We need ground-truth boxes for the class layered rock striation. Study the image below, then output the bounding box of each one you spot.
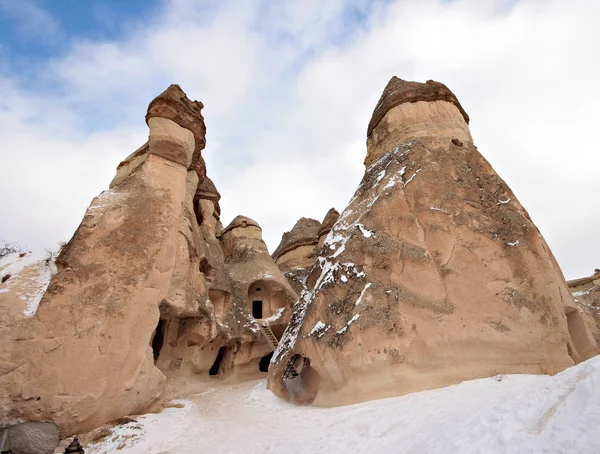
[268,77,598,406]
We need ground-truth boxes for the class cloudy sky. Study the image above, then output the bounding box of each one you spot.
[0,0,598,279]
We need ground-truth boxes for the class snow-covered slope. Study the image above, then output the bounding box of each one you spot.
[0,251,56,316]
[88,356,600,453]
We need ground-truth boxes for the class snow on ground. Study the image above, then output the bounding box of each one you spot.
[88,356,600,454]
[0,251,56,316]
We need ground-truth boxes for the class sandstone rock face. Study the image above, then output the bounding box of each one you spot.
[569,270,600,347]
[156,214,297,394]
[273,218,321,294]
[220,215,297,334]
[366,77,472,167]
[0,86,296,436]
[317,209,340,250]
[268,77,598,406]
[273,211,340,295]
[7,422,58,454]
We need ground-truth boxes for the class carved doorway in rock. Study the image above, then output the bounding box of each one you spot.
[252,300,263,319]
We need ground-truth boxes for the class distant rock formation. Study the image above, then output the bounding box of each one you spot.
[0,85,296,437]
[273,217,321,294]
[268,77,599,406]
[273,210,340,295]
[569,270,600,347]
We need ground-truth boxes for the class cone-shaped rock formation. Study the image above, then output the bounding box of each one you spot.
[268,77,599,406]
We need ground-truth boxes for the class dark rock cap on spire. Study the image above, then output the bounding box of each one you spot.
[367,77,469,137]
[146,84,207,176]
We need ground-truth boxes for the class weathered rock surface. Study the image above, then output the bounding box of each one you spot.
[365,77,472,168]
[273,210,340,295]
[0,85,296,436]
[268,77,598,406]
[569,270,600,347]
[220,215,297,334]
[146,84,207,179]
[317,209,340,250]
[273,218,321,294]
[156,214,297,396]
[7,422,58,454]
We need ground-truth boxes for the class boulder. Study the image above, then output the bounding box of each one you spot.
[7,422,59,454]
[268,77,598,406]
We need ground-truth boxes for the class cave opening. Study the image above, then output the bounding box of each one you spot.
[259,352,273,372]
[209,346,228,376]
[151,319,166,362]
[193,198,203,227]
[252,300,263,319]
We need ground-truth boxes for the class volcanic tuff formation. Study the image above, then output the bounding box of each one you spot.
[268,77,599,406]
[0,78,597,445]
[0,85,296,437]
[273,210,341,295]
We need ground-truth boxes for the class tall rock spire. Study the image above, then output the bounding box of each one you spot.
[268,77,598,406]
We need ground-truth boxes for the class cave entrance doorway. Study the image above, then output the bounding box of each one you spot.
[259,352,273,372]
[209,346,228,376]
[252,300,263,319]
[151,319,166,362]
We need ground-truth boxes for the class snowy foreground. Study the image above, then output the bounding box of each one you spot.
[88,356,600,454]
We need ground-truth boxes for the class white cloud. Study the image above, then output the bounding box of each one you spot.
[0,0,598,279]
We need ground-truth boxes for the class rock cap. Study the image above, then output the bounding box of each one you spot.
[367,77,469,137]
[195,176,221,218]
[146,84,206,175]
[221,215,262,236]
[272,218,322,261]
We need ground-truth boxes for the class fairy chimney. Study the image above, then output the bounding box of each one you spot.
[268,77,598,406]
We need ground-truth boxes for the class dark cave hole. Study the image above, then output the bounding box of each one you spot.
[209,346,228,376]
[151,319,166,362]
[259,352,273,373]
[1,275,9,284]
[193,198,203,227]
[252,300,263,319]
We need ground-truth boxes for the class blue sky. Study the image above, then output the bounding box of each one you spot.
[0,0,159,59]
[0,0,599,279]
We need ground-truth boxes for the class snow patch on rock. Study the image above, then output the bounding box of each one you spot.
[0,252,57,316]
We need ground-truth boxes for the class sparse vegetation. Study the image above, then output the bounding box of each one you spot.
[0,240,27,259]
